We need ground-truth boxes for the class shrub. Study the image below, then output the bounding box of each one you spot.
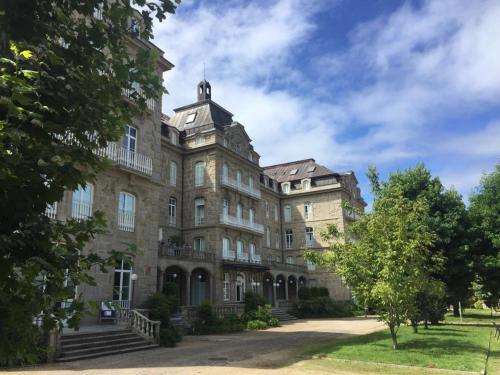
[162,282,180,313]
[298,286,311,300]
[268,317,280,327]
[254,304,273,322]
[142,293,182,347]
[296,297,355,318]
[244,291,266,313]
[309,287,330,298]
[473,300,484,309]
[247,320,268,330]
[192,303,244,335]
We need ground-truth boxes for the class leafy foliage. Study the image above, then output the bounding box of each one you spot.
[192,302,245,335]
[296,297,355,318]
[142,293,181,347]
[469,164,500,308]
[244,291,266,313]
[0,0,178,365]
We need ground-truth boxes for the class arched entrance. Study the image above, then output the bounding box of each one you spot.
[191,268,210,306]
[236,274,245,302]
[298,276,307,288]
[263,273,274,305]
[276,274,286,300]
[288,275,297,300]
[163,265,187,307]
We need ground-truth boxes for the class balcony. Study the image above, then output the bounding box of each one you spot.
[222,248,267,271]
[220,175,261,199]
[219,213,264,235]
[118,209,135,232]
[96,143,153,176]
[264,259,308,273]
[158,243,215,263]
[45,203,57,220]
[344,209,360,221]
[71,201,92,220]
[122,85,156,112]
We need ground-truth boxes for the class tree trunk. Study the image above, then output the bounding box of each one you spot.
[411,320,418,333]
[389,324,398,350]
[424,320,428,329]
[453,304,459,317]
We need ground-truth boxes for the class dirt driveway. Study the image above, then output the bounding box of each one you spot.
[9,317,384,375]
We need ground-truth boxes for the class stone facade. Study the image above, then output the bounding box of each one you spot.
[51,28,366,323]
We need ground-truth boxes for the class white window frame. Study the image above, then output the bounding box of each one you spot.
[302,179,311,191]
[118,192,136,232]
[274,204,279,222]
[113,258,132,302]
[72,183,93,220]
[284,205,292,223]
[123,125,137,152]
[222,163,229,179]
[169,161,177,186]
[265,200,269,219]
[168,197,177,225]
[249,208,255,223]
[305,227,314,246]
[195,161,205,187]
[223,273,230,301]
[195,197,205,225]
[170,131,178,145]
[285,229,293,249]
[194,237,205,252]
[266,227,271,247]
[275,231,280,249]
[223,199,230,216]
[236,170,242,186]
[236,203,243,219]
[304,202,313,220]
[282,182,290,194]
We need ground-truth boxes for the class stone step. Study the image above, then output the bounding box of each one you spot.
[56,343,158,362]
[59,339,154,358]
[61,335,146,351]
[61,330,135,344]
[271,309,298,321]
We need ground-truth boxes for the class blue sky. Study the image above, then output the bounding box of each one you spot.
[154,0,500,206]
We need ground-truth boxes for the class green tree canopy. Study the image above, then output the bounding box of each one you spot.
[0,0,178,365]
[469,164,500,308]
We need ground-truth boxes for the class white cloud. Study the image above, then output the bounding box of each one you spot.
[152,0,500,200]
[442,121,500,157]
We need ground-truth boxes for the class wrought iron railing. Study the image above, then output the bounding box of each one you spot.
[158,243,215,263]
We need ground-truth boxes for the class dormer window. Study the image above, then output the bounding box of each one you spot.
[186,112,197,124]
[306,166,316,173]
[170,131,177,145]
[248,152,253,161]
[282,182,290,194]
[289,168,298,175]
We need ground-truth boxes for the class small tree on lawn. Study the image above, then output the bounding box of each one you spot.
[306,186,443,350]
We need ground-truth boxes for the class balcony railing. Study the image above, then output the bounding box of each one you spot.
[264,259,307,273]
[122,86,156,112]
[219,214,264,234]
[96,143,153,176]
[237,251,249,262]
[223,248,236,260]
[158,243,215,263]
[118,209,135,232]
[223,248,262,264]
[45,203,57,220]
[220,175,261,199]
[72,201,92,220]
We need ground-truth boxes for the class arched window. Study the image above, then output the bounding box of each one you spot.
[281,182,290,194]
[236,274,245,302]
[118,192,135,232]
[195,161,205,187]
[72,183,93,220]
[302,179,311,191]
[168,197,177,225]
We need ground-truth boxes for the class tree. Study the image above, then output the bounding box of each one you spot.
[307,186,443,349]
[371,164,472,316]
[0,0,178,365]
[469,164,500,309]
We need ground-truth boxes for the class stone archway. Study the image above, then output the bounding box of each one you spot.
[164,265,188,307]
[288,275,297,301]
[263,272,274,305]
[276,274,286,300]
[191,267,210,306]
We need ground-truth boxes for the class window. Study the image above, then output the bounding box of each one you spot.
[266,227,271,247]
[118,192,135,232]
[302,179,311,191]
[236,274,245,302]
[223,237,231,259]
[113,258,132,301]
[274,205,279,222]
[45,202,57,220]
[304,202,313,220]
[249,208,255,223]
[222,199,230,216]
[223,273,230,301]
[267,255,273,263]
[286,256,294,264]
[194,238,205,252]
[282,183,290,194]
[284,205,292,222]
[236,170,242,185]
[285,229,293,249]
[169,161,177,186]
[170,131,177,145]
[289,168,298,175]
[186,112,197,124]
[306,259,316,271]
[248,152,253,162]
[168,197,177,225]
[222,163,229,179]
[248,176,254,190]
[195,198,205,225]
[249,242,256,262]
[223,138,228,147]
[276,256,281,263]
[236,203,243,219]
[265,200,269,219]
[72,184,93,219]
[305,227,314,246]
[195,161,205,187]
[237,240,244,258]
[195,135,205,145]
[275,231,280,248]
[123,125,137,152]
[306,165,316,173]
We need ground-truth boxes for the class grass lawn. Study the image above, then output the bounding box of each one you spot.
[303,324,493,373]
[444,308,499,324]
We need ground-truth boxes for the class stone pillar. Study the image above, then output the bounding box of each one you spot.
[285,279,289,301]
[186,271,191,306]
[158,268,164,293]
[211,274,216,303]
[272,283,277,307]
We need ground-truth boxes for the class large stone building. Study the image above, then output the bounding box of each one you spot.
[48,14,365,321]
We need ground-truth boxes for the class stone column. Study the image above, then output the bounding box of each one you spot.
[186,271,191,306]
[284,279,289,301]
[272,283,277,307]
[211,274,216,303]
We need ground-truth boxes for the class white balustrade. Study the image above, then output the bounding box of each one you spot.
[220,175,261,199]
[122,86,156,112]
[118,209,135,232]
[237,251,249,262]
[96,142,153,176]
[45,203,57,220]
[72,201,92,220]
[129,309,160,345]
[251,253,262,264]
[223,248,236,260]
[219,213,264,234]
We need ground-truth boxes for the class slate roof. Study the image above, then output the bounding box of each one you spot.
[168,100,233,132]
[263,159,337,183]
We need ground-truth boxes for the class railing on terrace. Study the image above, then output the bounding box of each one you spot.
[96,143,153,176]
[223,249,262,264]
[220,175,261,199]
[158,243,215,263]
[122,86,156,112]
[181,304,244,323]
[71,201,92,220]
[118,209,135,232]
[219,213,264,234]
[264,260,307,273]
[45,203,57,220]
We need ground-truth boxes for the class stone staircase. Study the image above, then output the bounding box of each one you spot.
[57,329,158,362]
[271,308,299,322]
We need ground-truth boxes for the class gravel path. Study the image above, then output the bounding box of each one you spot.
[8,317,385,375]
